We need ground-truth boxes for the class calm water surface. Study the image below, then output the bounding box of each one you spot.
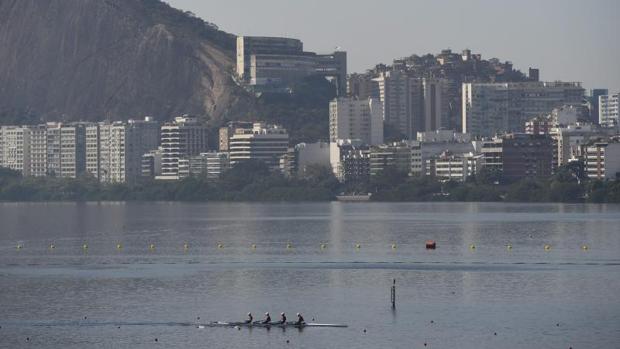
[0,202,619,348]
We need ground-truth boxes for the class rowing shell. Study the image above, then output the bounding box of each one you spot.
[201,321,347,328]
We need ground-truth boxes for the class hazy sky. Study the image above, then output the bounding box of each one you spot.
[168,0,620,92]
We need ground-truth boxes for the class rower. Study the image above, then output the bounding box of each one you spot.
[262,312,271,324]
[245,313,253,324]
[295,313,305,326]
[280,312,287,324]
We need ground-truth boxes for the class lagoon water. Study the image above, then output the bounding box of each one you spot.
[0,202,619,348]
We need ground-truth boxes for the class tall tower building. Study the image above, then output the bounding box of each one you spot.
[329,97,383,146]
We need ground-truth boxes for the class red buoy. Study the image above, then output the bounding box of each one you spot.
[426,240,436,249]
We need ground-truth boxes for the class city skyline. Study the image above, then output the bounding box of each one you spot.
[168,0,620,93]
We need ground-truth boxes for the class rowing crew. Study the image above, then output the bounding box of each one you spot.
[245,312,305,326]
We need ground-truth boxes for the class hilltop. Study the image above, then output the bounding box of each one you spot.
[0,0,254,124]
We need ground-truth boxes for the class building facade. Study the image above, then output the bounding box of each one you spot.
[329,97,383,146]
[369,141,423,177]
[236,36,347,95]
[501,133,554,182]
[0,126,29,175]
[599,93,619,128]
[462,82,584,137]
[584,141,620,180]
[158,116,209,180]
[228,122,289,170]
[426,151,481,182]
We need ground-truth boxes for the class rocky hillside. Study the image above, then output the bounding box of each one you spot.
[0,0,253,124]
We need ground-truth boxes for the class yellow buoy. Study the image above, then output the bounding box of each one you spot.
[82,243,88,250]
[184,243,190,250]
[581,245,588,251]
[506,244,512,251]
[320,243,327,250]
[286,243,292,249]
[251,244,256,250]
[391,243,397,250]
[149,243,155,250]
[470,244,476,250]
[217,243,224,249]
[49,244,55,250]
[355,243,361,249]
[544,244,551,251]
[116,243,123,250]
[16,244,23,250]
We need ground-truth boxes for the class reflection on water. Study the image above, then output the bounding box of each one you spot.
[0,202,619,349]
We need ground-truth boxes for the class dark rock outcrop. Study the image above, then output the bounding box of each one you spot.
[0,0,253,123]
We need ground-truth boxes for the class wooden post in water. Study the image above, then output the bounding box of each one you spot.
[391,279,396,308]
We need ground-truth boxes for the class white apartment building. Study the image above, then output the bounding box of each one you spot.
[46,123,62,177]
[462,82,584,137]
[599,93,619,128]
[0,126,29,175]
[229,122,289,170]
[59,124,87,178]
[86,118,160,183]
[85,123,102,179]
[158,116,209,180]
[26,125,47,177]
[329,97,383,146]
[584,142,620,180]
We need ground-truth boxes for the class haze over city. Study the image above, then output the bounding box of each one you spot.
[169,0,620,92]
[1,1,620,348]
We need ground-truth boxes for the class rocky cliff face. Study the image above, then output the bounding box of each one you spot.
[0,0,253,123]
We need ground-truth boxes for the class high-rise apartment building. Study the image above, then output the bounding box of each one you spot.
[329,97,383,146]
[26,125,47,177]
[0,126,29,175]
[373,72,448,139]
[373,71,411,137]
[46,123,62,177]
[599,93,619,128]
[59,124,87,178]
[85,124,101,179]
[158,116,209,180]
[462,82,584,137]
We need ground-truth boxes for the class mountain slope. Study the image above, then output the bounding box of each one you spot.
[0,0,253,123]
